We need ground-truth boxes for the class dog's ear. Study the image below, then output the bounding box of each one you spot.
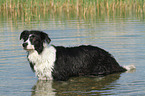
[20,30,29,40]
[40,32,51,44]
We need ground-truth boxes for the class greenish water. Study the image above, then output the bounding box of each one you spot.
[0,12,145,96]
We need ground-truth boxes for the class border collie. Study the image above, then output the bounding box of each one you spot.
[20,30,135,81]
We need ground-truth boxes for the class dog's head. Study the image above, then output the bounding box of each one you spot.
[20,30,51,54]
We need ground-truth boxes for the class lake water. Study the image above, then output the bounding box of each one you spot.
[0,14,145,96]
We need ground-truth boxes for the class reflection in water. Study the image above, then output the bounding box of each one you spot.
[32,80,56,96]
[32,73,122,96]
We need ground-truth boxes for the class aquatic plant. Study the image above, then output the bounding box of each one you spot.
[0,0,144,21]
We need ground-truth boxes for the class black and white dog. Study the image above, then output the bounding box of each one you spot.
[20,30,135,81]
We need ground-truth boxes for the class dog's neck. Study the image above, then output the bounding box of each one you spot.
[27,45,56,80]
[28,45,55,63]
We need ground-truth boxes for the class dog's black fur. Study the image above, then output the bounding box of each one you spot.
[52,45,126,81]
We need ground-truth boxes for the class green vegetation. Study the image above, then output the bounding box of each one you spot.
[0,0,144,21]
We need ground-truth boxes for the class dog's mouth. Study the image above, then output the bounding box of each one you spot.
[23,47,35,51]
[23,47,29,51]
[22,43,35,51]
[23,47,28,50]
[23,46,34,51]
[23,47,34,51]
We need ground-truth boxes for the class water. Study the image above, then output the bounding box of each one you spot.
[0,15,145,96]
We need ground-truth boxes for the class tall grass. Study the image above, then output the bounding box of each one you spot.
[0,0,144,21]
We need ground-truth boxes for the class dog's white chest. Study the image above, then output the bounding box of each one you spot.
[28,46,56,80]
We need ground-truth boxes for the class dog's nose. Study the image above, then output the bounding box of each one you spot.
[22,43,28,48]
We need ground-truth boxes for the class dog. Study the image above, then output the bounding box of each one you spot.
[20,30,135,81]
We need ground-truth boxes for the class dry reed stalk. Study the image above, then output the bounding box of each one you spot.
[0,0,144,21]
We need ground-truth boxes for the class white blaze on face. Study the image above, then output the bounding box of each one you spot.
[24,35,35,50]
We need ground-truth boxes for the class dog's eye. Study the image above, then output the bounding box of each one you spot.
[23,36,28,40]
[30,35,34,39]
[30,36,36,41]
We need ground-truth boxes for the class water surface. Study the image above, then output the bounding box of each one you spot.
[0,15,145,96]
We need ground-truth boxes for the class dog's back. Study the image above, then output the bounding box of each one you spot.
[52,45,126,81]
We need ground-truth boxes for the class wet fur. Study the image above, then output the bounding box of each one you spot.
[20,30,128,81]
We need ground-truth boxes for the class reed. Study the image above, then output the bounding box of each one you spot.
[0,0,144,21]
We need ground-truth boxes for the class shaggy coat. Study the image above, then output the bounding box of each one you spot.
[20,30,134,81]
